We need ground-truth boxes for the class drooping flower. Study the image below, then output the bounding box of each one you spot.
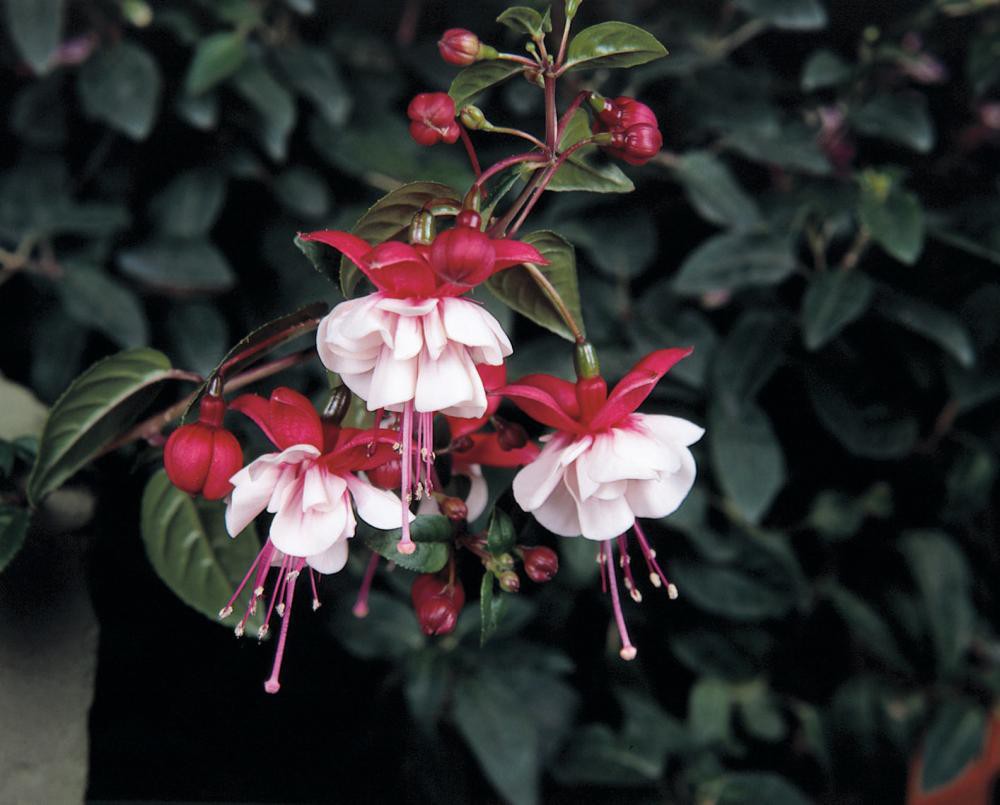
[411,572,465,635]
[407,92,461,146]
[299,215,545,553]
[163,391,243,500]
[218,387,406,693]
[498,348,703,659]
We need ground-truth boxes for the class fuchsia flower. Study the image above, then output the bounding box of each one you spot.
[219,387,406,693]
[407,92,461,146]
[299,215,545,554]
[498,349,703,659]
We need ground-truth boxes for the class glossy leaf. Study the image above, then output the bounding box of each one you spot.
[117,238,235,294]
[673,232,796,295]
[358,515,451,573]
[140,470,264,631]
[672,152,763,229]
[0,506,30,573]
[859,176,926,265]
[275,167,331,219]
[734,0,827,30]
[801,49,851,90]
[564,22,668,72]
[801,270,874,350]
[4,0,65,74]
[448,61,525,110]
[184,31,247,96]
[826,584,912,674]
[27,349,174,505]
[875,288,975,368]
[852,94,935,153]
[486,229,585,341]
[57,265,149,349]
[77,42,161,141]
[496,6,551,37]
[231,57,297,162]
[486,508,516,555]
[479,572,507,646]
[273,45,351,127]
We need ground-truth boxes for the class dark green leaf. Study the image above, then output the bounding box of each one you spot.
[150,169,227,238]
[184,31,247,95]
[725,122,832,176]
[0,506,30,573]
[559,206,656,278]
[231,58,297,161]
[117,238,236,294]
[900,530,973,677]
[57,265,148,349]
[544,153,636,194]
[712,772,812,805]
[968,32,1000,96]
[712,311,786,413]
[448,60,525,110]
[11,75,67,146]
[737,680,787,742]
[4,0,64,74]
[166,302,230,378]
[496,6,551,37]
[358,515,451,573]
[826,584,912,674]
[734,0,827,29]
[875,288,975,368]
[674,232,795,295]
[174,91,219,130]
[801,49,851,90]
[274,45,351,127]
[672,151,762,230]
[333,590,424,660]
[77,43,161,141]
[801,270,874,350]
[859,176,926,265]
[688,677,735,744]
[27,349,174,505]
[852,94,935,153]
[709,401,786,524]
[671,559,793,621]
[921,699,987,792]
[479,572,507,646]
[140,470,263,630]
[487,229,585,341]
[486,508,516,555]
[564,22,668,72]
[275,167,331,219]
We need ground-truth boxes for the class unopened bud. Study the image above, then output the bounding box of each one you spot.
[451,435,474,453]
[440,496,469,522]
[322,385,351,424]
[438,28,495,66]
[409,210,436,245]
[416,595,460,635]
[456,209,482,230]
[460,105,488,130]
[495,418,529,451]
[522,546,559,583]
[498,570,520,593]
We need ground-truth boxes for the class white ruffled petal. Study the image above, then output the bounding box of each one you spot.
[346,475,407,530]
[367,346,418,410]
[306,538,349,574]
[414,342,482,415]
[626,447,697,519]
[226,458,281,537]
[636,413,705,448]
[530,478,583,537]
[512,434,573,512]
[462,464,489,522]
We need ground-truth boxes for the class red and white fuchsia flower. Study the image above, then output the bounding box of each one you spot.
[499,348,703,660]
[299,215,545,554]
[218,387,406,693]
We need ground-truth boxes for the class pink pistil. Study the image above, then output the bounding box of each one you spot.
[353,552,380,617]
[264,559,305,694]
[633,521,678,598]
[398,401,416,554]
[603,541,636,661]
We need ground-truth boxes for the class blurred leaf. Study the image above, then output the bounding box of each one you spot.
[852,94,935,153]
[184,31,247,95]
[11,75,67,146]
[274,45,351,127]
[801,270,874,350]
[487,229,585,341]
[900,530,973,677]
[3,0,64,74]
[671,558,793,621]
[709,401,786,524]
[333,590,424,660]
[712,311,786,413]
[875,288,975,368]
[672,152,762,230]
[27,348,173,505]
[165,302,229,377]
[0,506,30,573]
[564,22,667,71]
[479,572,507,646]
[497,6,551,37]
[670,629,763,680]
[486,508,516,555]
[673,232,796,294]
[117,238,236,294]
[689,677,735,745]
[726,121,831,175]
[449,61,525,110]
[77,42,161,141]
[150,169,227,238]
[140,470,264,631]
[801,49,851,90]
[710,772,812,804]
[57,264,148,349]
[826,584,912,674]
[275,167,331,219]
[859,175,925,265]
[358,515,451,573]
[231,58,296,161]
[560,206,656,278]
[737,679,787,742]
[968,32,1000,96]
[174,91,219,130]
[920,699,987,792]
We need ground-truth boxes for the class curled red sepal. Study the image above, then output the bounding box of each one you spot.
[230,388,325,451]
[452,432,539,468]
[323,427,399,473]
[587,348,692,431]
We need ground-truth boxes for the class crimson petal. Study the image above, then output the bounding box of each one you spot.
[453,432,540,468]
[497,381,583,434]
[588,348,693,431]
[266,387,325,450]
[492,239,549,271]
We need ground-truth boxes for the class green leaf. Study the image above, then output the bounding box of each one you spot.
[479,572,507,646]
[117,238,236,294]
[184,31,247,95]
[875,288,975,368]
[448,60,525,110]
[166,302,230,377]
[332,182,460,297]
[671,559,793,621]
[712,772,812,805]
[734,0,827,29]
[486,508,516,555]
[673,232,795,295]
[0,506,30,573]
[801,48,851,90]
[852,94,935,153]
[564,22,667,72]
[560,207,656,279]
[711,311,786,413]
[334,590,425,660]
[688,677,735,744]
[900,530,974,677]
[140,470,264,631]
[496,6,552,37]
[11,75,67,147]
[826,584,912,674]
[968,31,1000,97]
[174,91,219,130]
[672,152,762,230]
[76,42,162,141]
[736,679,787,742]
[275,167,331,219]
[921,699,987,792]
[27,349,174,505]
[487,229,585,342]
[801,270,874,350]
[709,401,786,524]
[859,176,925,265]
[274,45,351,127]
[149,169,227,238]
[358,515,451,573]
[544,154,636,194]
[3,0,64,74]
[231,57,297,161]
[724,122,832,176]
[57,265,149,349]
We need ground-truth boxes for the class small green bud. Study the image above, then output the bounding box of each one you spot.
[498,570,520,593]
[573,341,601,380]
[409,210,436,245]
[460,105,488,130]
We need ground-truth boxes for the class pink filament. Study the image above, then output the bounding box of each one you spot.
[616,534,640,599]
[603,541,636,660]
[633,521,673,590]
[398,400,415,553]
[353,552,380,617]
[264,559,305,694]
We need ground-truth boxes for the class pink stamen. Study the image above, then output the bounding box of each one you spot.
[598,545,607,594]
[617,535,642,603]
[260,556,290,638]
[309,568,321,611]
[633,521,678,598]
[398,401,416,555]
[264,559,305,694]
[421,412,435,493]
[604,541,637,661]
[353,552,380,617]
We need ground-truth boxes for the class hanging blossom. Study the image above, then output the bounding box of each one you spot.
[219,387,407,693]
[498,349,703,660]
[298,213,545,554]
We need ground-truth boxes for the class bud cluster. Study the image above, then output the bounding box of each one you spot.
[591,95,664,166]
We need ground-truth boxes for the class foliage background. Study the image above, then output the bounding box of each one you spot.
[2,0,1000,802]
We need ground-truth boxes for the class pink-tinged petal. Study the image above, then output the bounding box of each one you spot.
[625,447,697,519]
[375,297,438,317]
[529,478,582,537]
[512,434,573,511]
[368,346,418,411]
[492,238,548,271]
[564,469,634,540]
[270,477,348,557]
[453,432,539,468]
[415,343,485,416]
[499,382,582,434]
[226,457,282,536]
[588,348,693,431]
[306,538,349,575]
[635,413,705,448]
[461,464,489,521]
[365,241,439,297]
[346,475,408,530]
[268,387,325,450]
[392,314,424,361]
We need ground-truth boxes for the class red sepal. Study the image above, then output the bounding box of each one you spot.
[588,348,692,431]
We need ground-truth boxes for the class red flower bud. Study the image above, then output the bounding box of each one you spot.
[451,435,475,453]
[411,574,465,635]
[440,496,469,522]
[408,92,460,146]
[494,418,529,451]
[438,28,481,66]
[607,124,662,166]
[163,396,243,500]
[522,546,559,583]
[594,97,658,132]
[430,226,496,286]
[456,209,482,230]
[367,458,402,490]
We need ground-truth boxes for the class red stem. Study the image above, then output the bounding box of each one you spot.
[458,125,482,177]
[472,151,546,192]
[556,91,592,142]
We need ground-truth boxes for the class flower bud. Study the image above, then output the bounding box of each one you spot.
[407,92,460,146]
[494,418,529,451]
[438,28,482,66]
[368,458,402,490]
[430,225,496,286]
[440,496,469,522]
[615,124,663,166]
[416,595,460,635]
[460,105,488,130]
[522,546,559,583]
[163,395,243,500]
[456,209,482,230]
[498,570,520,593]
